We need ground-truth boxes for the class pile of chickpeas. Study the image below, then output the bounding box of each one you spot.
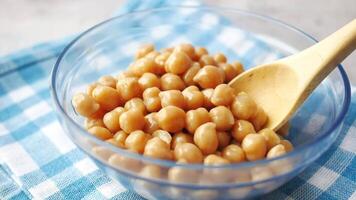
[72,43,293,166]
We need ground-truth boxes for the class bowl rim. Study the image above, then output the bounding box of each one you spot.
[51,6,351,171]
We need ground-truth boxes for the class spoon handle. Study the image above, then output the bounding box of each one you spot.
[284,19,356,93]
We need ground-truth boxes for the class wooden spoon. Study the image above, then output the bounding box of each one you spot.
[229,19,356,131]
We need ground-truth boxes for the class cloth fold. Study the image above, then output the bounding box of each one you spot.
[0,0,355,199]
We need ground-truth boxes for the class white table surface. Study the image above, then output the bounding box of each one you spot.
[0,0,355,84]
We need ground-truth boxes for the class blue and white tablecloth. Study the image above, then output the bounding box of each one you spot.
[0,0,355,199]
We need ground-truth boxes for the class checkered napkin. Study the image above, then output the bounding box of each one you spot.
[0,0,355,199]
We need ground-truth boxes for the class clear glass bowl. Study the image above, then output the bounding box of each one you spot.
[51,6,351,200]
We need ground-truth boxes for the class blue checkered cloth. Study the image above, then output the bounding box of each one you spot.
[0,0,355,199]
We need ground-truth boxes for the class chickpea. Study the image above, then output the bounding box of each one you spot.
[160,73,185,91]
[219,63,238,82]
[280,140,293,152]
[116,77,142,101]
[174,43,196,59]
[251,167,273,183]
[108,153,141,172]
[174,143,203,163]
[143,87,161,112]
[98,75,117,88]
[267,144,286,158]
[125,130,148,153]
[201,88,215,109]
[116,70,138,80]
[217,131,231,149]
[211,84,235,106]
[157,106,186,133]
[182,86,204,110]
[231,120,256,142]
[259,128,280,150]
[199,55,216,66]
[159,90,186,109]
[86,82,99,96]
[84,118,105,130]
[140,165,162,179]
[222,144,245,163]
[103,109,123,132]
[161,47,174,53]
[194,122,218,155]
[112,130,128,148]
[193,65,224,89]
[88,126,113,140]
[131,57,157,76]
[241,133,267,161]
[106,138,124,148]
[138,73,161,90]
[165,51,191,75]
[135,43,154,59]
[194,47,208,60]
[119,109,145,133]
[182,62,200,86]
[168,165,198,183]
[145,51,160,60]
[185,108,211,134]
[92,85,123,111]
[204,154,230,165]
[209,106,234,131]
[214,53,227,63]
[92,146,113,161]
[153,130,172,145]
[277,122,290,137]
[231,92,257,120]
[72,93,100,118]
[231,61,244,75]
[143,113,159,134]
[154,51,170,75]
[144,137,173,160]
[124,98,146,114]
[171,132,194,149]
[250,107,268,131]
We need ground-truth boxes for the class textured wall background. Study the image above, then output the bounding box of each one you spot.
[0,0,355,83]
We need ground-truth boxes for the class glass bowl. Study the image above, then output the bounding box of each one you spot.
[51,6,351,200]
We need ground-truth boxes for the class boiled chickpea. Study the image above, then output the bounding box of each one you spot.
[92,85,123,111]
[106,138,125,148]
[231,120,256,142]
[280,140,293,152]
[193,65,224,89]
[214,53,227,63]
[138,73,161,90]
[131,57,157,76]
[175,43,196,59]
[267,144,286,158]
[119,109,145,133]
[259,128,280,150]
[125,130,148,153]
[217,131,231,149]
[251,167,273,183]
[152,130,172,145]
[194,122,218,155]
[231,92,257,120]
[168,165,198,183]
[124,98,146,114]
[250,107,268,131]
[182,62,200,86]
[116,77,142,101]
[174,143,203,163]
[209,106,234,131]
[143,113,159,134]
[185,108,211,134]
[112,130,128,148]
[116,70,138,80]
[204,154,230,165]
[72,93,100,118]
[182,86,204,110]
[140,165,162,179]
[222,144,245,163]
[92,146,113,161]
[171,132,194,149]
[160,73,185,91]
[84,118,105,129]
[231,61,244,75]
[103,109,123,132]
[218,63,239,82]
[241,133,267,161]
[199,55,216,66]
[157,106,186,133]
[135,43,154,59]
[98,75,117,88]
[201,88,215,109]
[142,87,161,112]
[159,90,186,109]
[86,83,99,96]
[145,51,160,60]
[195,47,208,60]
[88,126,113,140]
[144,137,173,160]
[211,84,235,106]
[165,51,191,75]
[154,51,170,75]
[108,153,141,172]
